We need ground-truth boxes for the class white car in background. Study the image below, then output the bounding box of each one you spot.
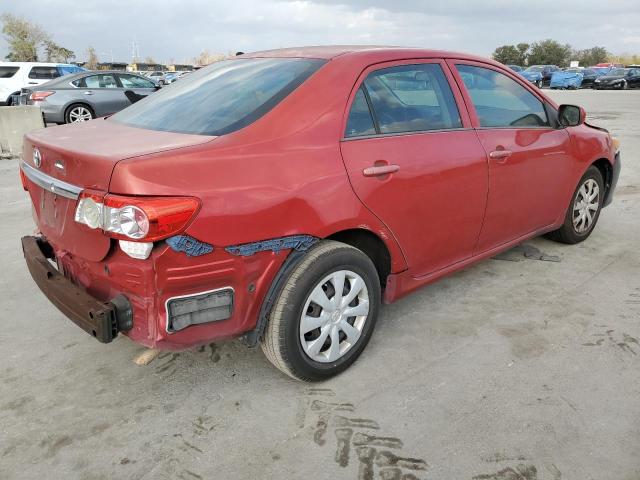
[0,62,85,106]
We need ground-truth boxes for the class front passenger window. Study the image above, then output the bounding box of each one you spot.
[456,64,549,128]
[83,74,118,89]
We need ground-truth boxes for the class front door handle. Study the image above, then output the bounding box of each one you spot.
[84,91,93,95]
[363,164,400,177]
[489,150,512,160]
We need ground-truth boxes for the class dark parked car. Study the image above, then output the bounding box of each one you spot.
[576,68,599,88]
[594,68,640,89]
[24,71,160,123]
[20,47,620,381]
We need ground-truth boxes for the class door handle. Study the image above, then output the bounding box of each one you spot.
[363,164,400,177]
[28,82,37,85]
[84,91,93,95]
[489,150,512,160]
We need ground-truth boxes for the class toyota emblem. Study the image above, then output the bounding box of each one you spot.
[33,148,42,168]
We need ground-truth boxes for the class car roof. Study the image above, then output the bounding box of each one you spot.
[0,61,77,67]
[240,45,497,64]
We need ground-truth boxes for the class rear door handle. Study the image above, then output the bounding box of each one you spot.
[489,150,512,160]
[363,164,400,177]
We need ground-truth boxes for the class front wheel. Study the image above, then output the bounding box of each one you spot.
[536,79,543,88]
[261,240,381,381]
[546,166,604,244]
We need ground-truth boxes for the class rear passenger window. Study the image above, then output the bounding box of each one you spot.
[456,64,549,128]
[362,64,462,135]
[345,87,376,137]
[0,67,19,78]
[28,66,60,79]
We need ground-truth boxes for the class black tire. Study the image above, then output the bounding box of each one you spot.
[536,80,543,88]
[546,166,604,244]
[64,103,95,123]
[261,240,381,381]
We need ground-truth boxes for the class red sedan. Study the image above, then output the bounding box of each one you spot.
[20,46,621,381]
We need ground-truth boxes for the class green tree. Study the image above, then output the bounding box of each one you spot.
[516,43,530,64]
[1,13,48,61]
[573,46,609,67]
[44,40,75,63]
[527,39,573,67]
[492,43,529,66]
[492,45,521,65]
[85,46,98,69]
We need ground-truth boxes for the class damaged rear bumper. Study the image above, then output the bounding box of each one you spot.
[21,236,132,343]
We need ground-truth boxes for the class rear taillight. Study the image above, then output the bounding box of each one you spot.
[30,91,54,102]
[74,192,200,242]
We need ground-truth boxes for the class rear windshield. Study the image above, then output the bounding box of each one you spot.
[111,58,326,136]
[0,67,19,78]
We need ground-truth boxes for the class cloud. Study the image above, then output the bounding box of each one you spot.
[0,0,638,63]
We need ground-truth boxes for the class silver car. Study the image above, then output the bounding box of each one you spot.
[24,71,160,124]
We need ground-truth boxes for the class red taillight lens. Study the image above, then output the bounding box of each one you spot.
[30,91,54,102]
[74,192,200,242]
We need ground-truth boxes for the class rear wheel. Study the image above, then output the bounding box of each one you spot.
[65,104,94,123]
[546,166,604,244]
[261,240,381,381]
[5,92,19,106]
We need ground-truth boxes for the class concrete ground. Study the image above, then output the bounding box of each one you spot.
[1,90,639,480]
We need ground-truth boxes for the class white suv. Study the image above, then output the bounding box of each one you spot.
[0,62,85,106]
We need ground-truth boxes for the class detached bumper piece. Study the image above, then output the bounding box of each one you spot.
[21,236,132,343]
[604,152,621,207]
[166,288,233,332]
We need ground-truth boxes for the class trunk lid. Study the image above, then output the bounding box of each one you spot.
[24,120,214,262]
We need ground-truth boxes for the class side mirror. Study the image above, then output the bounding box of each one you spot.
[558,104,586,127]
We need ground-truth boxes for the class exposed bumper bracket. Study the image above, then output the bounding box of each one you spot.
[21,236,132,343]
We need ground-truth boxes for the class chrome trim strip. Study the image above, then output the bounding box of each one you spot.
[20,161,82,199]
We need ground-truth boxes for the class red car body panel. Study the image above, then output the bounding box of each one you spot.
[21,47,618,349]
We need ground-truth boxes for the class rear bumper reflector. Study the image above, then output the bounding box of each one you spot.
[166,288,234,332]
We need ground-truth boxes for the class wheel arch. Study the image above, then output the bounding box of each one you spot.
[325,228,391,289]
[240,228,395,348]
[591,157,613,200]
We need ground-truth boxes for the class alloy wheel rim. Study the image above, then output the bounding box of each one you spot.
[69,107,92,122]
[299,270,369,363]
[572,179,600,234]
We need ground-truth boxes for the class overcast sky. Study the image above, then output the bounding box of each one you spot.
[2,0,639,64]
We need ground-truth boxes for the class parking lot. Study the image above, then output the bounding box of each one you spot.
[0,89,638,480]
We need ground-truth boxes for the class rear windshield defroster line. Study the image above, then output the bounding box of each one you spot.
[111,58,326,136]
